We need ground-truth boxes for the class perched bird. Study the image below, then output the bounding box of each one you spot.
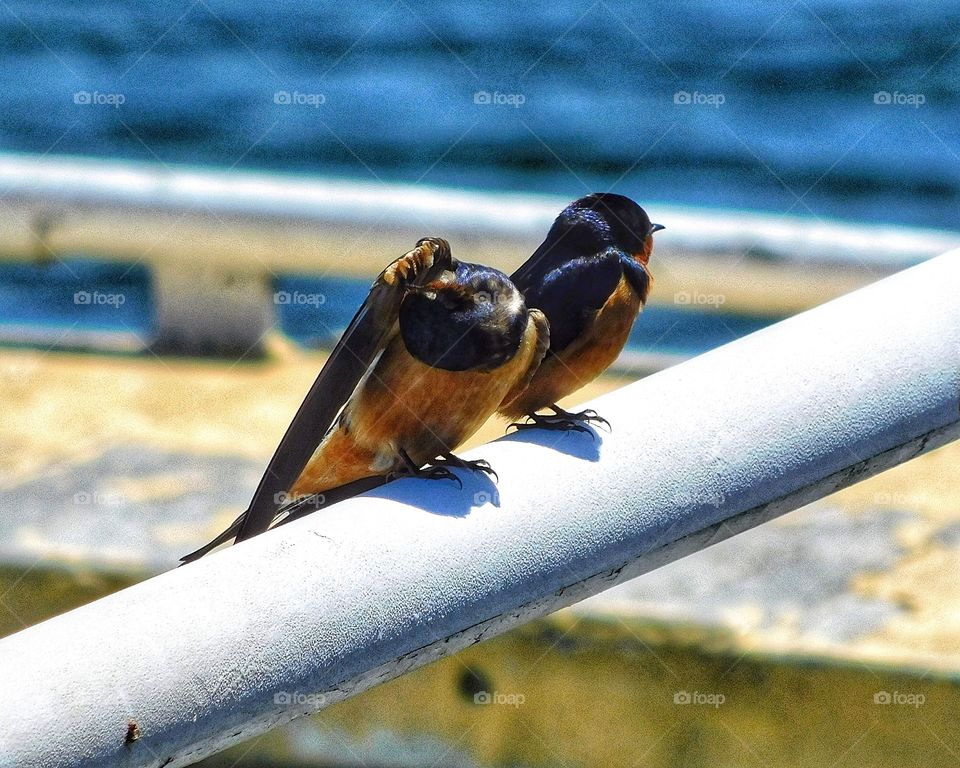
[182,238,549,563]
[498,193,663,430]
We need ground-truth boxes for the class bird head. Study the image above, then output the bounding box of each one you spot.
[399,263,527,371]
[564,193,664,264]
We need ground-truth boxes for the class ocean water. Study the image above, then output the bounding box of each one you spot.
[1,0,957,354]
[1,0,958,229]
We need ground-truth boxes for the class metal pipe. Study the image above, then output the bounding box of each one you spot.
[0,251,957,768]
[1,151,957,267]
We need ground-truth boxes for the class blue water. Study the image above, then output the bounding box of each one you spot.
[1,1,956,356]
[0,260,153,337]
[1,0,958,229]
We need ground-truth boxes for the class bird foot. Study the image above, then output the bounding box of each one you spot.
[508,404,610,434]
[391,449,464,488]
[432,453,498,482]
[551,405,611,431]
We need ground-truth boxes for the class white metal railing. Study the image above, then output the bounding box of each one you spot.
[2,152,956,271]
[0,250,957,768]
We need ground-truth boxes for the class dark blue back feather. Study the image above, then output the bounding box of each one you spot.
[521,249,623,353]
[511,193,655,355]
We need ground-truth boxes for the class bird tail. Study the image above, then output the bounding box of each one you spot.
[271,475,388,529]
[178,511,246,565]
[178,474,389,565]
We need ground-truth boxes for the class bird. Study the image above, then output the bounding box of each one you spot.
[181,237,549,563]
[497,193,663,431]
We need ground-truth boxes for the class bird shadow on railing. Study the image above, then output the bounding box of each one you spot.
[363,472,498,517]
[361,427,603,517]
[500,425,604,462]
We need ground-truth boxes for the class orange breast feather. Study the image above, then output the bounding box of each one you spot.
[291,313,543,496]
[499,276,642,419]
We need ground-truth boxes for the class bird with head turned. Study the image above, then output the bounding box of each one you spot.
[182,238,549,562]
[498,193,663,431]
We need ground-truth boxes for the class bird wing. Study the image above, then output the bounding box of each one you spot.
[510,234,566,295]
[180,237,453,563]
[517,249,624,354]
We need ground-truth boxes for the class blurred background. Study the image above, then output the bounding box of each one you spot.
[1,1,959,766]
[4,0,960,225]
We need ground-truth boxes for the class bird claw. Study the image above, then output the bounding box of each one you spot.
[422,464,462,488]
[390,464,461,488]
[508,405,610,436]
[557,407,611,432]
[509,415,590,434]
[392,449,465,488]
[432,453,498,482]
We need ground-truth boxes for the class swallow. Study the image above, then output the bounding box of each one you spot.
[182,237,549,563]
[498,193,663,431]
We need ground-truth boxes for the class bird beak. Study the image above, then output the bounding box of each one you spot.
[650,223,665,233]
